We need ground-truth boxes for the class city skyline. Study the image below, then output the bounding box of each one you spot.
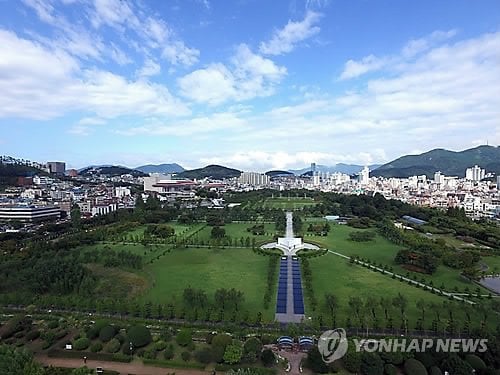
[1,0,499,170]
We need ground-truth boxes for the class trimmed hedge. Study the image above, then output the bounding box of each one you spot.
[214,364,277,375]
[142,358,206,370]
[126,325,152,348]
[465,354,486,370]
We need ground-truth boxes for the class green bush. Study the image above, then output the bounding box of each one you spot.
[384,364,398,375]
[176,329,192,347]
[154,340,167,351]
[126,325,152,348]
[404,358,428,375]
[105,338,121,353]
[73,338,90,351]
[164,344,174,360]
[429,366,442,375]
[195,347,213,364]
[86,320,109,340]
[90,342,103,353]
[47,320,59,329]
[260,348,275,367]
[25,330,40,341]
[465,354,486,370]
[181,351,191,362]
[143,348,157,360]
[99,325,116,343]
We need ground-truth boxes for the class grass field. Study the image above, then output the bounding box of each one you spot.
[305,254,447,324]
[192,222,276,244]
[305,221,487,293]
[141,247,276,321]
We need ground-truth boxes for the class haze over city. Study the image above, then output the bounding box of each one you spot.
[1,0,499,171]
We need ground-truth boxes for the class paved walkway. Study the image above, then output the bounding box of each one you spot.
[35,355,208,375]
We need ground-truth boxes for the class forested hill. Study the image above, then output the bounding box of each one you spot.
[372,145,500,178]
[0,163,45,187]
[177,165,241,180]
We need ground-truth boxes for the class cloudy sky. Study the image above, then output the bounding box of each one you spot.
[1,0,499,171]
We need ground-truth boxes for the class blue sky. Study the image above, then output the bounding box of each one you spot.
[1,0,499,171]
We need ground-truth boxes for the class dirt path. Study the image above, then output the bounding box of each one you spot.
[35,354,209,375]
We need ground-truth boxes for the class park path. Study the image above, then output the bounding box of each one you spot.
[35,355,208,375]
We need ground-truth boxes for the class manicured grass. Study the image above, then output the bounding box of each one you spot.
[192,223,276,244]
[126,223,203,240]
[261,197,317,210]
[483,256,500,274]
[306,222,486,293]
[141,247,276,321]
[307,252,485,330]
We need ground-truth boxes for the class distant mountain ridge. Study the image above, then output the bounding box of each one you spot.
[372,145,500,178]
[136,163,184,174]
[177,165,241,180]
[288,163,381,175]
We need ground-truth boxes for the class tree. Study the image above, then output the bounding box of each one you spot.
[223,343,243,365]
[194,348,213,364]
[176,329,193,347]
[0,345,45,375]
[243,337,262,363]
[181,351,191,362]
[260,348,275,367]
[71,205,82,229]
[360,352,384,375]
[211,226,226,239]
[127,325,152,348]
[403,358,428,375]
[305,347,328,373]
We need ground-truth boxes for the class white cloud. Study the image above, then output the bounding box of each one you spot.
[178,44,286,105]
[0,29,189,119]
[259,11,321,55]
[339,29,458,80]
[137,59,161,78]
[162,41,200,67]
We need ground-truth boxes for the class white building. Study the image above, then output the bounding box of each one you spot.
[0,205,61,222]
[465,165,485,181]
[91,203,117,216]
[434,171,445,185]
[115,186,131,198]
[238,172,270,186]
[359,166,370,185]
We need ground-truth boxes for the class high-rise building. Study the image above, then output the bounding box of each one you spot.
[311,163,316,173]
[496,175,500,188]
[238,172,270,186]
[434,171,445,185]
[359,166,369,185]
[46,161,66,175]
[465,165,485,181]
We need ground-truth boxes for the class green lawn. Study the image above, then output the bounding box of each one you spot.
[192,222,276,244]
[261,196,317,210]
[307,252,490,330]
[305,222,487,293]
[141,247,276,321]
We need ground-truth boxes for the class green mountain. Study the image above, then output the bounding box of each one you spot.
[372,145,500,178]
[177,165,241,180]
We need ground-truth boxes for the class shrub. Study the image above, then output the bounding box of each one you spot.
[25,330,40,341]
[14,331,24,338]
[47,320,59,329]
[99,325,116,343]
[105,338,121,353]
[90,342,103,353]
[86,320,109,340]
[154,340,167,351]
[465,354,486,370]
[195,347,213,364]
[384,363,397,375]
[181,351,191,362]
[429,367,443,375]
[261,348,275,367]
[126,325,152,348]
[121,342,133,355]
[73,338,90,351]
[164,344,174,360]
[176,329,192,347]
[143,348,157,360]
[404,358,428,375]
